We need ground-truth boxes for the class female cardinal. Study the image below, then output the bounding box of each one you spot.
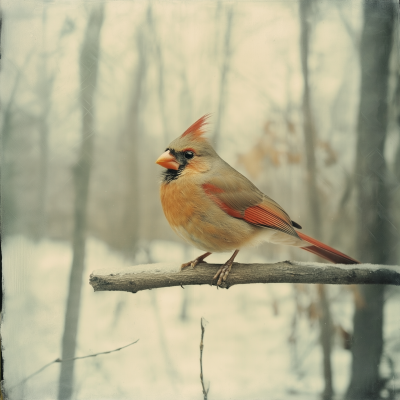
[156,115,359,285]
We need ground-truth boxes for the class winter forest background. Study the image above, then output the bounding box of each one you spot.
[1,1,400,399]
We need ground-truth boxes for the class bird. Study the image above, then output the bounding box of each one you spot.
[156,114,359,286]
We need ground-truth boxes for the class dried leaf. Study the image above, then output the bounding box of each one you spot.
[337,324,352,350]
[237,148,264,179]
[308,302,320,321]
[286,120,296,134]
[272,299,279,316]
[318,140,338,166]
[287,151,302,164]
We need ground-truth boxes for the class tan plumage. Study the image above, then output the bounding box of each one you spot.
[156,115,359,285]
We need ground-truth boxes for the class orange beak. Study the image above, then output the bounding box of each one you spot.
[156,150,180,170]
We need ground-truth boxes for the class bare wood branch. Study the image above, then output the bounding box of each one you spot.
[200,318,209,400]
[9,339,139,391]
[89,261,400,294]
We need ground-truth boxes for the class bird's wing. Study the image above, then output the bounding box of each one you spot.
[202,172,298,237]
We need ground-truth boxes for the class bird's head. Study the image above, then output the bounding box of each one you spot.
[156,114,217,182]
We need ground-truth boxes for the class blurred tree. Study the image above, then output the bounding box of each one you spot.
[2,84,18,237]
[299,0,321,240]
[213,4,234,150]
[299,1,333,398]
[58,4,104,400]
[118,26,147,258]
[1,53,33,237]
[393,69,400,186]
[147,5,169,143]
[346,1,395,399]
[393,70,400,266]
[0,9,2,65]
[0,9,4,388]
[36,5,51,239]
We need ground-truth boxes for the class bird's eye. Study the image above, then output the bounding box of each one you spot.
[184,151,194,160]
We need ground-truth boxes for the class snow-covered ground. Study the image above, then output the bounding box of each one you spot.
[2,236,399,399]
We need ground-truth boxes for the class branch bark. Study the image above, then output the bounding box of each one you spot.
[89,262,400,293]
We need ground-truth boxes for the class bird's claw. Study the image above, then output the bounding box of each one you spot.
[213,261,234,286]
[181,259,208,270]
[181,252,212,271]
[181,260,195,270]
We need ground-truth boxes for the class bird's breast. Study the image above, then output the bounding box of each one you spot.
[160,179,260,252]
[160,179,200,230]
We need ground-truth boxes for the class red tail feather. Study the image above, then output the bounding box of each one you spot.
[297,231,360,264]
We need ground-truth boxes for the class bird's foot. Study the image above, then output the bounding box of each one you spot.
[212,249,240,286]
[181,252,212,271]
[213,260,234,286]
[181,259,205,270]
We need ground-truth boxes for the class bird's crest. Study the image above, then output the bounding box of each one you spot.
[180,114,211,140]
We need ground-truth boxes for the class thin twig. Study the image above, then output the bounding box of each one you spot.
[9,359,58,391]
[9,339,139,390]
[59,339,139,362]
[200,318,209,400]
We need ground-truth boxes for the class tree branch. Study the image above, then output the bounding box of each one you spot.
[199,318,209,400]
[89,261,400,293]
[9,339,139,391]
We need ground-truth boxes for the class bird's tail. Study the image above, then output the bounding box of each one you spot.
[296,231,360,264]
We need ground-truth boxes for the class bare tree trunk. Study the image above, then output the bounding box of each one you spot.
[299,0,322,240]
[317,284,333,400]
[1,51,33,238]
[37,6,51,239]
[299,1,333,398]
[58,5,104,400]
[0,8,4,385]
[179,246,192,321]
[346,1,395,399]
[119,28,146,259]
[147,6,169,144]
[2,77,20,236]
[394,67,400,264]
[0,10,2,69]
[393,70,400,184]
[213,5,234,150]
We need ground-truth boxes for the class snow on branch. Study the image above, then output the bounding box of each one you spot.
[89,261,400,293]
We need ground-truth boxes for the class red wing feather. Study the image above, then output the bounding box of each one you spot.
[297,231,360,264]
[202,183,242,218]
[202,183,297,236]
[244,205,297,235]
[202,182,359,264]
